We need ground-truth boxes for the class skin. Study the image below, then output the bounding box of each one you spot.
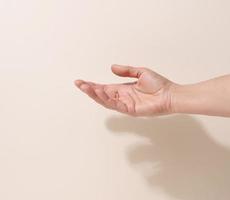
[75,64,230,117]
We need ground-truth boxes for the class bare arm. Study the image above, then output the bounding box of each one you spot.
[171,75,230,117]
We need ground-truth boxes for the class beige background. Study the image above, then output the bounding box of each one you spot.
[0,0,230,199]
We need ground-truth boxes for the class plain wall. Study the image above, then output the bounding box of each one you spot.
[0,0,230,199]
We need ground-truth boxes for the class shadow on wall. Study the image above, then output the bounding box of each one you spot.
[105,115,230,200]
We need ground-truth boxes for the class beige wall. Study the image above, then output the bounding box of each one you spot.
[0,0,230,199]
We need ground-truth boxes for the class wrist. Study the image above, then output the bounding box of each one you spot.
[169,82,206,115]
[168,83,182,114]
[169,83,194,114]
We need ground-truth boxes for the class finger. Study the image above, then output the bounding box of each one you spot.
[84,81,105,90]
[101,86,119,100]
[119,94,135,115]
[87,82,120,105]
[108,90,119,101]
[111,64,147,78]
[75,80,121,110]
[75,80,101,89]
[94,88,117,109]
[78,83,104,105]
[75,79,84,88]
[116,101,128,113]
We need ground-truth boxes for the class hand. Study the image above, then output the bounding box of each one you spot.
[75,64,177,117]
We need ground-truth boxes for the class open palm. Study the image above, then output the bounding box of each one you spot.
[75,65,176,117]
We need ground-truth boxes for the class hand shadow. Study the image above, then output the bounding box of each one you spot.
[105,115,230,200]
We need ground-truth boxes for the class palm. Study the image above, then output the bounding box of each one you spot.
[75,65,174,117]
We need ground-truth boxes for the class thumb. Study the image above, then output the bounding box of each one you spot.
[111,64,146,79]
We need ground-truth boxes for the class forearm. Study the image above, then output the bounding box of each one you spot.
[171,75,230,117]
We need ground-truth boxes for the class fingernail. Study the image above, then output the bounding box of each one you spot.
[74,80,82,87]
